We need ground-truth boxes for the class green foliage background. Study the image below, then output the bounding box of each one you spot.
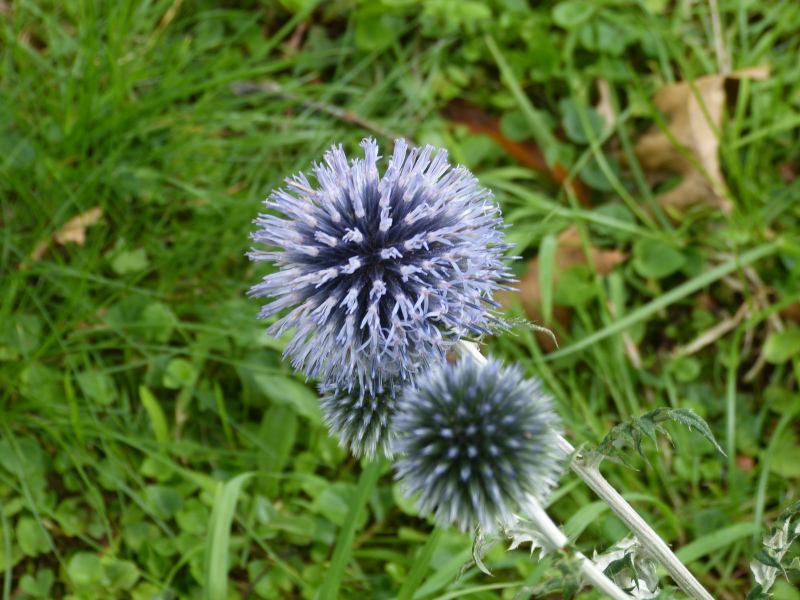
[2,0,800,599]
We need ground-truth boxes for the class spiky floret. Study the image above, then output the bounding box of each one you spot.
[248,138,515,396]
[319,383,396,459]
[393,357,563,532]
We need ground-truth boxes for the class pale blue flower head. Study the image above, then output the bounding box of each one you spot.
[393,357,563,532]
[248,138,514,396]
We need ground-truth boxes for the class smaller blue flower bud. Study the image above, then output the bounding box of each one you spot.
[393,357,563,532]
[318,383,397,459]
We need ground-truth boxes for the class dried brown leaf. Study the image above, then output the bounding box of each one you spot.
[31,206,103,260]
[500,226,627,351]
[630,67,769,217]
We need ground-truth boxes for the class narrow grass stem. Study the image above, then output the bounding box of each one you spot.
[523,498,633,600]
[457,341,714,600]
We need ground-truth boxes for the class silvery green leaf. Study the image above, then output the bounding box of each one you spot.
[505,520,551,556]
[751,557,778,592]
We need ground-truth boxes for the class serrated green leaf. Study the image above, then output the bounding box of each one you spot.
[667,408,725,456]
[619,426,637,448]
[633,415,658,444]
[595,407,724,464]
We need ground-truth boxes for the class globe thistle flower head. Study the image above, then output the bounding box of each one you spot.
[248,138,515,397]
[393,357,563,532]
[319,382,397,459]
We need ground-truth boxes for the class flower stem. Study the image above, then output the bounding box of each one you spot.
[456,341,714,600]
[553,435,714,600]
[524,498,633,600]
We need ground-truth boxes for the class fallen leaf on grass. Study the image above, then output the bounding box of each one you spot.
[628,66,769,217]
[499,226,626,351]
[31,206,103,260]
[442,99,592,206]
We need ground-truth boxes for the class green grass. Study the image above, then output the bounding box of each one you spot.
[2,1,800,599]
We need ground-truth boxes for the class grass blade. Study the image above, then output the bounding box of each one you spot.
[484,34,559,157]
[674,522,758,564]
[1,509,10,600]
[317,458,386,600]
[538,233,557,325]
[204,472,255,600]
[397,527,443,600]
[754,392,800,542]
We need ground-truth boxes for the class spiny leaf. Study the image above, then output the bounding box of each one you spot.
[505,521,550,556]
[594,407,725,466]
[745,584,770,600]
[749,499,800,595]
[753,549,785,574]
[458,529,502,580]
[513,548,585,600]
[603,552,638,583]
[633,415,657,445]
[660,408,725,456]
[485,315,559,348]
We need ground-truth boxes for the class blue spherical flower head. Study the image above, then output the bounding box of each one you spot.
[248,138,515,396]
[319,382,397,459]
[393,357,563,532]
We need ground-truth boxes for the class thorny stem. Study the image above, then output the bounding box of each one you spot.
[457,341,715,600]
[523,497,633,600]
[555,436,714,600]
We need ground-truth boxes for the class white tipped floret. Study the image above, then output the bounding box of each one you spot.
[343,228,364,244]
[315,231,338,247]
[341,256,362,274]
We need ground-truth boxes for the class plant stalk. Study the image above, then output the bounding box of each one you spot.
[553,435,714,600]
[524,497,633,600]
[457,341,714,600]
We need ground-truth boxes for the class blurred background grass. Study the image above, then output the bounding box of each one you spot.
[2,1,800,599]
